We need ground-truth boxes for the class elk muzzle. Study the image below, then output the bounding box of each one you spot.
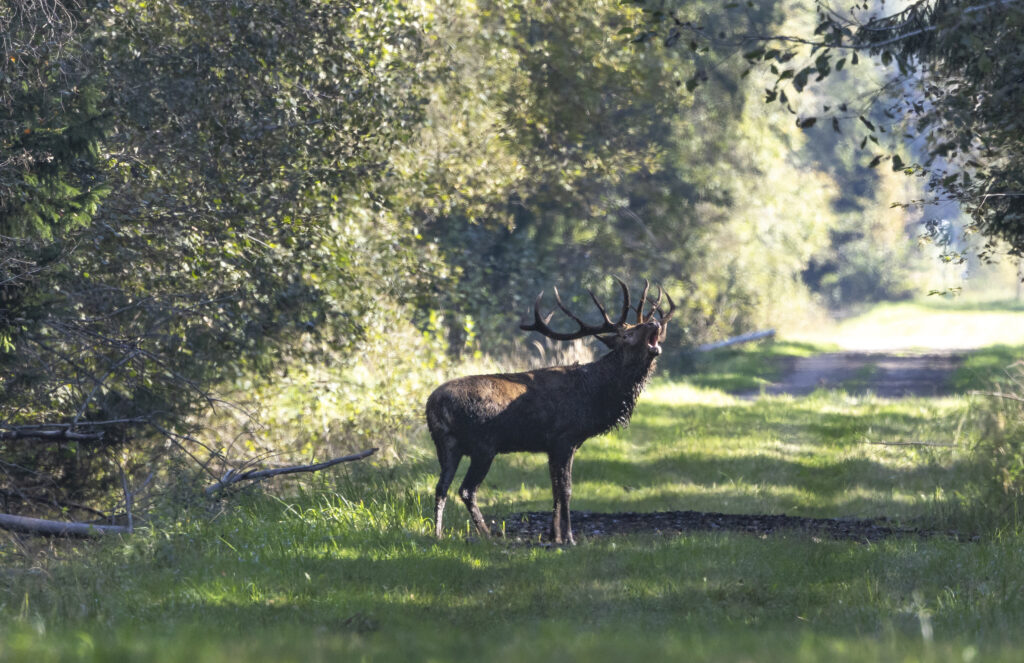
[645,320,663,356]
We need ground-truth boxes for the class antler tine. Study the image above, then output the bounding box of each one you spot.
[643,286,664,323]
[586,289,615,326]
[520,291,571,340]
[657,289,676,323]
[521,291,549,329]
[635,279,650,323]
[554,286,594,328]
[612,276,631,325]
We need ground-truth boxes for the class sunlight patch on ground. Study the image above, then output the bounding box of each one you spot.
[645,381,744,407]
[788,301,1024,351]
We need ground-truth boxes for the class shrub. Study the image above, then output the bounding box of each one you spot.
[968,360,1024,526]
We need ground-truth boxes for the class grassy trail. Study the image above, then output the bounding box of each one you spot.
[3,301,1024,662]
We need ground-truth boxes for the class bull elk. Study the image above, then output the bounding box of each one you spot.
[425,278,674,544]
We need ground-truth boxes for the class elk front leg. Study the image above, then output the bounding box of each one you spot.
[548,451,576,545]
[458,452,494,537]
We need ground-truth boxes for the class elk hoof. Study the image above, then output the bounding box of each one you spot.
[549,532,577,546]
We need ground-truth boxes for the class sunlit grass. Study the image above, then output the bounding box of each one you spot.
[788,299,1024,350]
[453,382,972,526]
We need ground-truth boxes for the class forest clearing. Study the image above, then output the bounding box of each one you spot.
[4,1,1024,661]
[3,302,1024,662]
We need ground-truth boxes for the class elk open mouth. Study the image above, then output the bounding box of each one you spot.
[647,328,662,356]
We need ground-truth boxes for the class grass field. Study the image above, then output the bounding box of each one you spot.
[3,302,1024,662]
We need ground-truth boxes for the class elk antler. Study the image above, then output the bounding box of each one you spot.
[639,285,676,325]
[521,278,631,341]
[654,288,676,324]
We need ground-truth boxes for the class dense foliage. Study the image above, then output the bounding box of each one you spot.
[1,0,936,518]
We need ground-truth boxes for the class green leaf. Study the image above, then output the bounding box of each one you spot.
[792,67,811,92]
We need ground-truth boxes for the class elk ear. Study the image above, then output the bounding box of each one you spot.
[595,334,618,349]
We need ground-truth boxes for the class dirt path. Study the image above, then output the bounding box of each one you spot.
[745,350,965,398]
[497,510,958,544]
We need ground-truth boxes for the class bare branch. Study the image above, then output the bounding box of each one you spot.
[867,441,957,447]
[205,448,378,496]
[970,391,1024,404]
[119,465,134,534]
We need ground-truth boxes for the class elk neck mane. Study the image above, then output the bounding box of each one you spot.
[579,346,657,435]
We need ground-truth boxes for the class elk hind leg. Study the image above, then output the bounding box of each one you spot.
[434,444,461,538]
[548,451,576,545]
[458,452,494,536]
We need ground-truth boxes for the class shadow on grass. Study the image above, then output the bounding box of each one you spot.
[103,533,1024,661]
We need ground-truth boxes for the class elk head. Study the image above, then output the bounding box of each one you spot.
[521,277,675,364]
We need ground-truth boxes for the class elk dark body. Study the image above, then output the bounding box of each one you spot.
[426,279,674,544]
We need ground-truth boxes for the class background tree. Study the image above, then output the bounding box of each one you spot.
[1,0,941,521]
[1,0,432,516]
[638,0,1024,261]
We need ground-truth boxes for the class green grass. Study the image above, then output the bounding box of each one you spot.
[2,385,1016,662]
[950,344,1024,392]
[3,472,1022,663]
[4,306,1024,662]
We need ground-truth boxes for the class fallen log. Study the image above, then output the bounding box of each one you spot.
[0,427,105,441]
[695,329,776,353]
[0,418,149,442]
[0,513,129,537]
[205,447,379,495]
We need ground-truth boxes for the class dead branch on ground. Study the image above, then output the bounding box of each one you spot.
[205,448,378,496]
[0,513,129,537]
